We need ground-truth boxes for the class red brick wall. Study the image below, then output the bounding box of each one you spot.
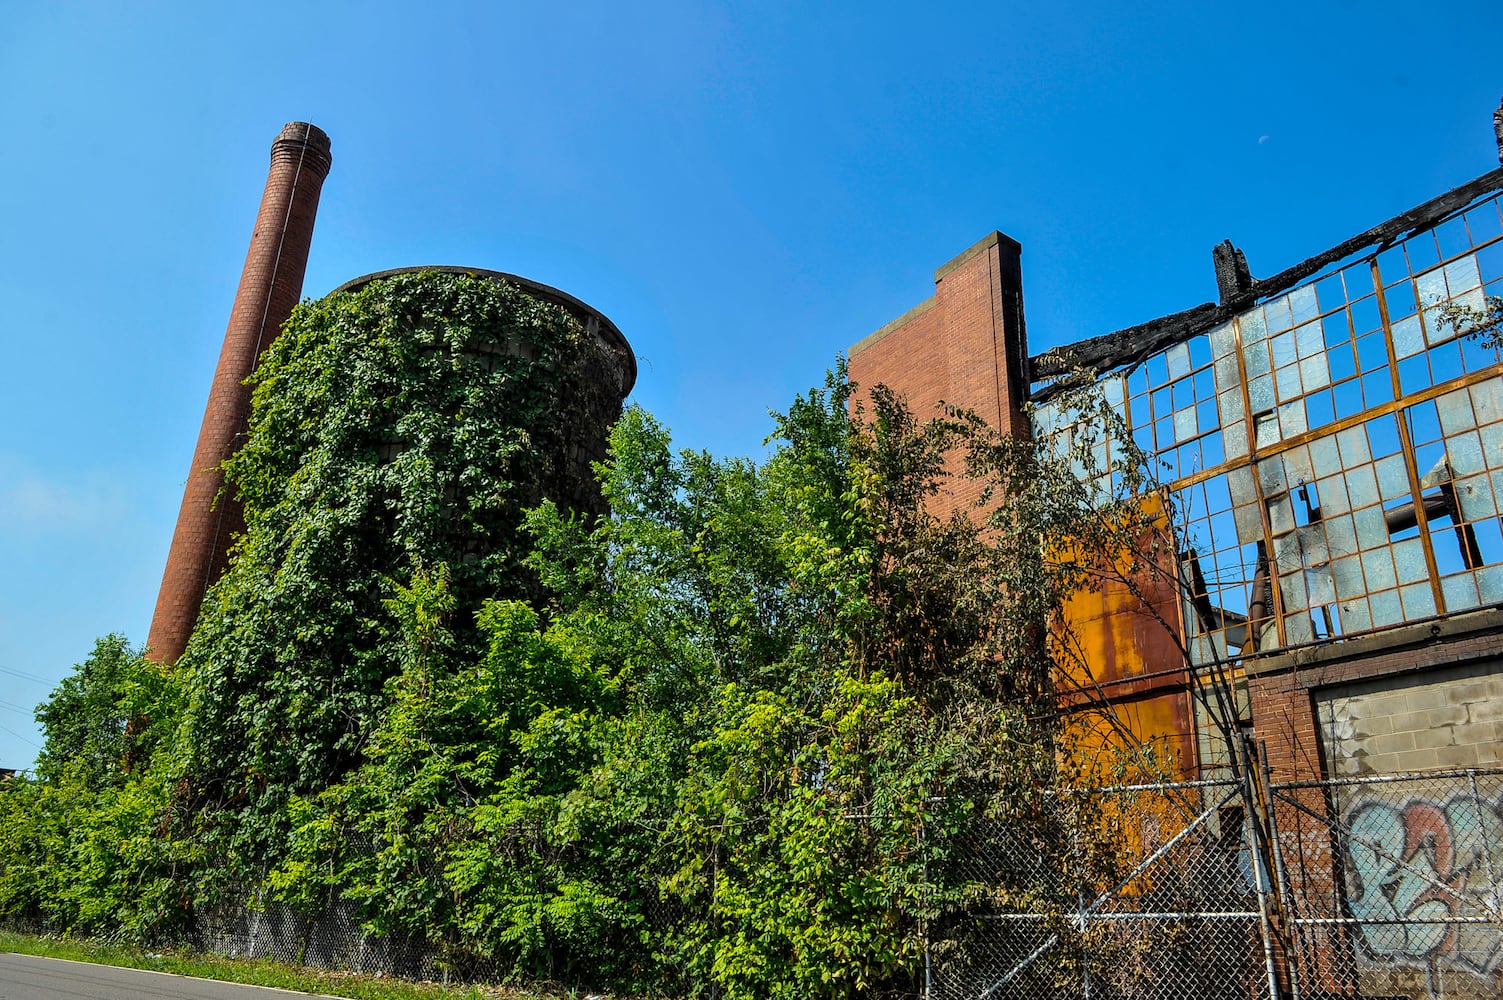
[848,231,1031,519]
[146,123,332,664]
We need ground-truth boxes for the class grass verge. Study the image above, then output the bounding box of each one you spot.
[0,930,537,999]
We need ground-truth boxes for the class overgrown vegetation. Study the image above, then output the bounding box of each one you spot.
[0,273,1172,997]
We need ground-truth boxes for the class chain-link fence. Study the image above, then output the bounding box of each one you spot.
[930,767,1503,1000]
[927,778,1274,1000]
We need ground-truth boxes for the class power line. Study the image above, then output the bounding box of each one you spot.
[0,663,51,685]
[0,721,40,749]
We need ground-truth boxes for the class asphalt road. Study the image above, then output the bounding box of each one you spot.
[0,953,336,999]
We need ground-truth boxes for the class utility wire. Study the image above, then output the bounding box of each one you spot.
[0,663,51,685]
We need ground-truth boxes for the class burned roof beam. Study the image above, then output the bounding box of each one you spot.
[1031,165,1503,387]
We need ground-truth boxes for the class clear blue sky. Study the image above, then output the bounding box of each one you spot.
[2,1,1500,767]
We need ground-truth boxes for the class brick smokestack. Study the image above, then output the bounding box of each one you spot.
[146,122,332,664]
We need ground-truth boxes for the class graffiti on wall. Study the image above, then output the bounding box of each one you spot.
[1344,792,1503,981]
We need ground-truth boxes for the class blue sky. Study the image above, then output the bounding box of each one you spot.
[2,1,1500,767]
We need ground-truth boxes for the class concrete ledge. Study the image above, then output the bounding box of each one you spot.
[849,295,936,356]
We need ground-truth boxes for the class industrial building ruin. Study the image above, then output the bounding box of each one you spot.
[852,102,1503,1000]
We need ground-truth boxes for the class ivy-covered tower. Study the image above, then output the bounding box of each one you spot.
[176,268,634,832]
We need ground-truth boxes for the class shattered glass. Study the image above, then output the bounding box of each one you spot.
[1209,321,1235,360]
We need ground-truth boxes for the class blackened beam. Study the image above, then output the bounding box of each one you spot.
[1030,165,1503,388]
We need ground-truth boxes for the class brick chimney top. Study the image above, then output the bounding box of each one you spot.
[272,121,332,178]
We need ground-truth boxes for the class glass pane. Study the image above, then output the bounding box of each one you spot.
[1310,434,1342,476]
[1271,331,1297,369]
[1391,314,1425,358]
[1442,571,1481,612]
[1332,552,1365,596]
[1472,378,1503,426]
[1437,387,1477,435]
[1340,595,1372,632]
[1325,514,1358,558]
[1445,254,1482,294]
[1209,322,1235,360]
[1290,285,1319,324]
[1369,588,1403,626]
[1300,354,1331,394]
[1240,307,1268,344]
[1276,363,1302,403]
[1400,582,1437,619]
[1279,401,1308,438]
[1375,454,1411,502]
[1393,537,1428,585]
[1345,465,1380,509]
[1362,548,1397,590]
[1447,431,1485,476]
[1250,374,1275,413]
[1167,342,1191,380]
[1337,425,1371,467]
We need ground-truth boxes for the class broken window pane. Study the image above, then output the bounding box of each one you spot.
[1416,267,1448,310]
[1249,374,1275,414]
[1454,474,1497,521]
[1318,474,1351,516]
[1328,343,1357,383]
[1471,378,1503,426]
[1257,456,1288,493]
[1350,294,1381,334]
[1267,495,1296,536]
[1254,409,1279,448]
[1477,564,1503,604]
[1340,595,1372,632]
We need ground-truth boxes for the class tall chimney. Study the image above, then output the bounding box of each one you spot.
[146,123,332,664]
